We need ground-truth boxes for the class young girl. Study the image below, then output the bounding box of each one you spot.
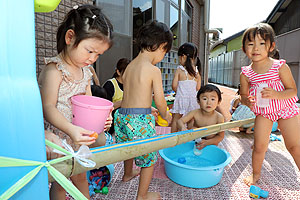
[103,58,130,109]
[103,58,130,135]
[38,5,113,199]
[170,42,201,132]
[229,84,242,115]
[177,84,224,150]
[240,23,300,186]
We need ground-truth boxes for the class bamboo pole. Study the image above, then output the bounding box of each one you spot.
[49,118,254,182]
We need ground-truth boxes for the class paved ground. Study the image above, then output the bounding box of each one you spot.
[87,84,300,200]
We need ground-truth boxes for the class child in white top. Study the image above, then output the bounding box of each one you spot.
[230,84,254,134]
[170,42,201,132]
[38,5,113,199]
[240,23,300,186]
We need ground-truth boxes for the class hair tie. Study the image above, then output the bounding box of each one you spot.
[73,5,79,9]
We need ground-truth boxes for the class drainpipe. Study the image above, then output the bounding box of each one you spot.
[203,0,221,84]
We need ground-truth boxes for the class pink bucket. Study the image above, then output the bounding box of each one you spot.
[71,95,113,134]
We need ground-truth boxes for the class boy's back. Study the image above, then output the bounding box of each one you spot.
[114,20,173,200]
[121,55,164,109]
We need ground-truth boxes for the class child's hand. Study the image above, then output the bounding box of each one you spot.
[196,139,210,150]
[165,110,172,125]
[104,110,113,131]
[69,125,96,146]
[246,95,256,109]
[151,107,158,121]
[261,87,277,99]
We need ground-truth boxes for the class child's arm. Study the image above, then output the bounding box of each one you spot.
[240,73,255,109]
[39,64,96,145]
[89,66,100,86]
[113,100,122,109]
[196,73,201,91]
[85,81,92,96]
[231,98,241,113]
[172,68,180,92]
[197,114,225,150]
[177,110,196,131]
[45,130,63,160]
[102,80,114,102]
[153,67,171,124]
[263,63,297,99]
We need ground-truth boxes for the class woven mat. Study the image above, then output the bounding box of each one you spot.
[88,126,300,200]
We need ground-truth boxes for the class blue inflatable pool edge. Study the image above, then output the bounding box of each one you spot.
[159,142,232,188]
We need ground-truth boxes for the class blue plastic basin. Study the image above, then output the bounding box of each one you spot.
[159,142,231,188]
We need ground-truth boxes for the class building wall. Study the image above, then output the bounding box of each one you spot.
[273,0,300,98]
[35,0,205,92]
[35,0,94,78]
[210,45,226,58]
[227,35,242,52]
[276,28,300,97]
[272,0,300,35]
[188,0,205,77]
[208,50,249,87]
[190,0,201,47]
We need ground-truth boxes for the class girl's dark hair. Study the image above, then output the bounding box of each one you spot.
[242,23,277,57]
[57,5,113,54]
[272,49,280,59]
[236,84,240,95]
[178,42,201,77]
[135,20,173,53]
[91,85,108,99]
[113,58,130,78]
[197,84,222,102]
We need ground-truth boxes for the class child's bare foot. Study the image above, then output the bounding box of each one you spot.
[243,174,260,186]
[122,169,140,182]
[137,192,161,200]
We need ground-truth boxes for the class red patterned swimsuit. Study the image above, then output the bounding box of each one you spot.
[241,59,299,121]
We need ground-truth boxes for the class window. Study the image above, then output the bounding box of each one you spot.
[181,0,192,18]
[180,0,192,43]
[96,0,131,36]
[156,0,166,23]
[170,0,179,5]
[133,0,153,57]
[170,4,178,47]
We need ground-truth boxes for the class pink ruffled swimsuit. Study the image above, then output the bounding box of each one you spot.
[41,56,92,149]
[241,59,299,121]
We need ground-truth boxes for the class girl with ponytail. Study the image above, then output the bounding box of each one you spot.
[38,5,113,199]
[170,42,201,132]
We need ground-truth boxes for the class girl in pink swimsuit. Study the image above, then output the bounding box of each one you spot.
[240,23,300,186]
